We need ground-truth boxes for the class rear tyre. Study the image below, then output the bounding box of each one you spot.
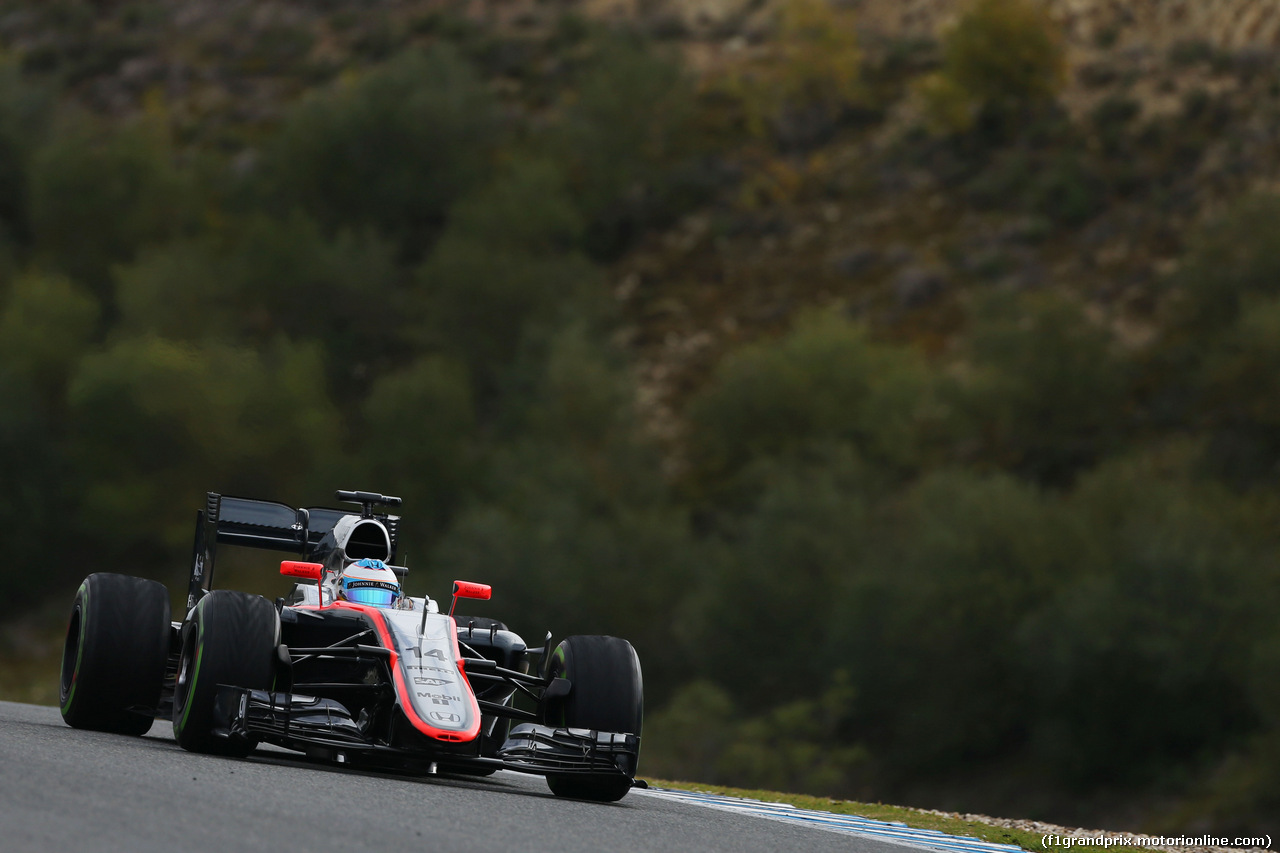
[172,591,278,757]
[544,635,643,802]
[59,573,171,735]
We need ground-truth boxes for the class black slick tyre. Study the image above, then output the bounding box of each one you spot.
[544,635,643,802]
[59,573,171,736]
[172,590,279,757]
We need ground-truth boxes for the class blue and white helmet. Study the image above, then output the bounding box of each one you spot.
[338,558,400,607]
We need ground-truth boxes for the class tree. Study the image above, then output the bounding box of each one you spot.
[1147,194,1280,487]
[355,356,476,544]
[953,291,1129,487]
[0,58,52,268]
[545,34,699,258]
[260,45,499,258]
[29,112,195,299]
[716,0,863,149]
[66,336,341,555]
[687,312,941,497]
[412,159,602,398]
[919,0,1065,136]
[0,271,99,607]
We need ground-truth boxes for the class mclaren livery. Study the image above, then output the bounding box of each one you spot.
[58,490,644,802]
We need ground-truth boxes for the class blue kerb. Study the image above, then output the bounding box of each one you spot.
[639,788,1026,853]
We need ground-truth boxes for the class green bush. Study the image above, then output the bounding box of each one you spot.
[444,158,585,256]
[260,45,500,255]
[687,312,942,494]
[113,237,237,341]
[1027,152,1105,225]
[355,356,476,543]
[715,0,863,148]
[115,212,402,394]
[1191,296,1280,486]
[919,0,1065,135]
[1019,452,1274,788]
[834,469,1069,776]
[66,336,341,554]
[430,439,695,674]
[0,271,98,604]
[953,291,1128,487]
[0,270,98,396]
[428,330,694,676]
[412,160,602,391]
[688,444,877,692]
[644,675,867,796]
[1163,194,1280,339]
[0,59,52,257]
[1149,194,1280,485]
[29,112,196,296]
[963,147,1103,224]
[414,236,599,391]
[544,34,699,258]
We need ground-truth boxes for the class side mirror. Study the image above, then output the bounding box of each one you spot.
[449,580,492,618]
[452,581,492,601]
[281,561,324,582]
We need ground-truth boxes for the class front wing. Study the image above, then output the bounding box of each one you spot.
[213,685,640,781]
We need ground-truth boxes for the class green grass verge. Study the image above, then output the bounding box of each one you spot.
[0,651,60,706]
[645,779,1045,851]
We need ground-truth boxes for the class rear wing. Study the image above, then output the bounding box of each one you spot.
[186,491,401,609]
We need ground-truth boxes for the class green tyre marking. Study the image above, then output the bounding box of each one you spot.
[60,582,89,714]
[177,600,208,733]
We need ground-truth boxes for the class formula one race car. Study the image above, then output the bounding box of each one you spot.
[58,490,643,802]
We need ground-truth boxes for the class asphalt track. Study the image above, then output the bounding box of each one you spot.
[1,700,911,853]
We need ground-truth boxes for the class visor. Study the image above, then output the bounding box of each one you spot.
[342,579,399,607]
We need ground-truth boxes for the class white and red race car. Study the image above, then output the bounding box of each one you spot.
[59,490,643,802]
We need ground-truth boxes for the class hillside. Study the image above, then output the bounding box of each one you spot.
[2,0,1280,834]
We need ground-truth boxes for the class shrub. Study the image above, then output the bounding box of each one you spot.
[260,46,499,256]
[115,213,402,394]
[545,34,700,258]
[1147,194,1280,485]
[833,469,1069,775]
[919,0,1065,135]
[1027,152,1104,225]
[66,337,341,552]
[1192,296,1280,487]
[0,59,52,255]
[716,0,862,148]
[355,356,476,542]
[687,312,941,492]
[0,270,98,395]
[414,238,599,394]
[689,444,879,692]
[953,291,1128,487]
[1163,194,1280,338]
[0,270,99,603]
[1019,453,1274,787]
[413,159,602,389]
[430,437,695,672]
[29,111,196,297]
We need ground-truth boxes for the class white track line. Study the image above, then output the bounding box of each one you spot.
[636,788,1025,853]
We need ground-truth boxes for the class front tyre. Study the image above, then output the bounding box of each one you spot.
[172,591,278,756]
[544,635,643,802]
[60,573,171,735]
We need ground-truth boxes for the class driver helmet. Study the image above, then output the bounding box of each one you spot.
[338,558,401,607]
